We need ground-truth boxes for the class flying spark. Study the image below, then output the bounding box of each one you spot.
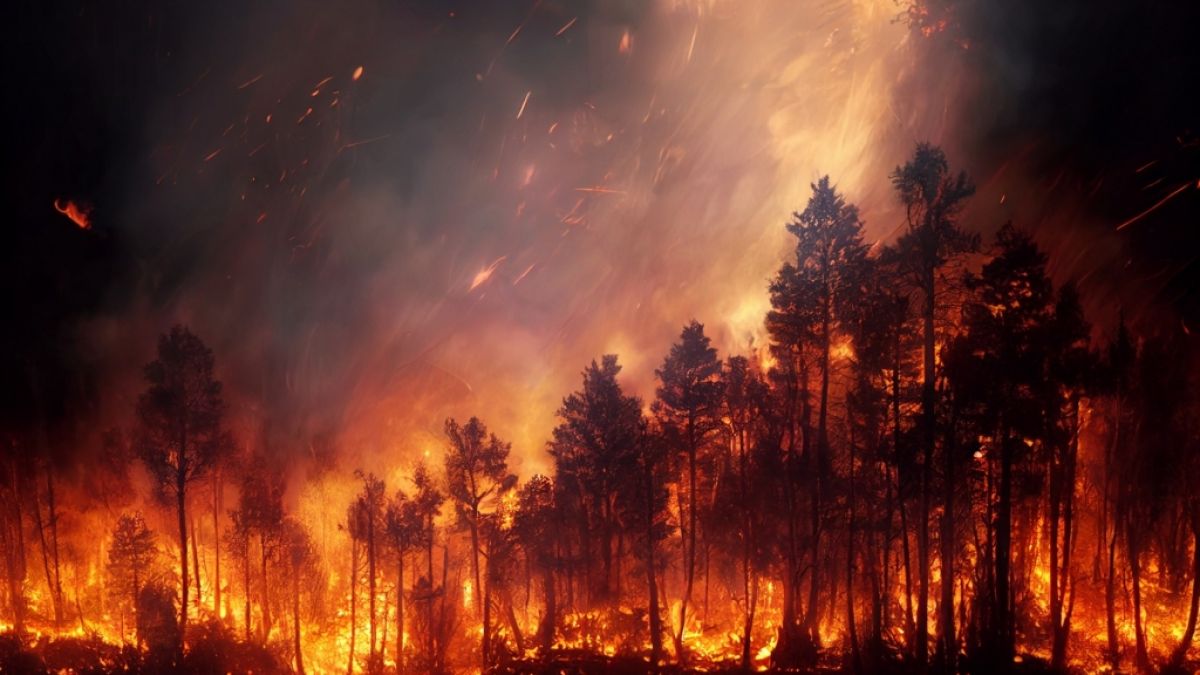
[516,91,531,119]
[469,256,507,292]
[1116,182,1192,230]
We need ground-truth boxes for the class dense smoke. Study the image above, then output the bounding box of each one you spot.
[8,0,1199,477]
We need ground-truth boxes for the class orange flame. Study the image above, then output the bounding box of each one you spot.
[53,199,91,230]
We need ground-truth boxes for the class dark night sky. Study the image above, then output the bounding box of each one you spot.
[5,0,1199,468]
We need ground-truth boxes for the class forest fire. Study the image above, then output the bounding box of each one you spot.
[9,0,1200,674]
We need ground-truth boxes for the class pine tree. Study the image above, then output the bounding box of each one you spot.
[135,325,227,651]
[652,321,722,661]
[444,417,515,668]
[107,512,158,646]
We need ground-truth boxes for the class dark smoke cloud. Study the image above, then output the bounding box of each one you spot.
[915,0,1200,326]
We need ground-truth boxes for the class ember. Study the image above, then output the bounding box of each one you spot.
[53,198,91,229]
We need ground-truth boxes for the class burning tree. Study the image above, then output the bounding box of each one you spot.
[443,416,516,668]
[652,320,723,663]
[134,325,227,652]
[890,144,977,668]
[384,485,423,671]
[106,512,159,646]
[550,355,644,614]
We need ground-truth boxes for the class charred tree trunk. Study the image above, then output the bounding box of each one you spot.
[260,532,271,640]
[425,518,436,667]
[1050,398,1080,670]
[468,516,487,668]
[740,427,757,671]
[675,422,699,664]
[367,511,377,661]
[32,480,59,628]
[991,430,1015,662]
[396,550,405,672]
[1169,502,1200,670]
[916,264,935,668]
[243,537,252,642]
[539,566,556,654]
[939,400,957,669]
[847,427,861,674]
[192,517,202,615]
[293,567,304,674]
[348,538,358,675]
[1129,519,1150,673]
[1105,525,1120,671]
[177,465,190,653]
[646,457,663,668]
[213,471,222,621]
[811,276,834,651]
[900,494,916,656]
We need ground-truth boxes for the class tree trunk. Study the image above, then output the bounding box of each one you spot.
[293,568,304,674]
[810,277,833,649]
[675,432,699,664]
[939,403,956,670]
[177,470,189,654]
[899,496,915,656]
[469,517,487,668]
[32,481,59,628]
[44,469,64,628]
[1105,526,1120,670]
[992,431,1014,661]
[1129,520,1150,672]
[260,532,271,640]
[213,472,222,621]
[426,518,436,665]
[917,265,935,667]
[646,458,663,668]
[740,427,756,671]
[192,517,202,614]
[539,567,556,654]
[348,540,358,675]
[3,459,28,634]
[1169,503,1200,669]
[396,550,405,672]
[243,538,252,642]
[1050,398,1079,670]
[367,513,377,661]
[847,428,861,674]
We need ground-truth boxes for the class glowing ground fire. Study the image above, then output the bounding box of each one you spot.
[8,0,1200,674]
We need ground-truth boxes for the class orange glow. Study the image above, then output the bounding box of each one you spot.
[53,198,91,229]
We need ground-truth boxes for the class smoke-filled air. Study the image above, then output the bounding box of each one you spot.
[6,0,1200,673]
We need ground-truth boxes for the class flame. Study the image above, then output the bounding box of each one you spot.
[53,198,91,229]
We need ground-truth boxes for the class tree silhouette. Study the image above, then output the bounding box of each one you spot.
[652,320,722,661]
[444,416,515,668]
[549,355,643,608]
[512,475,560,654]
[385,486,422,671]
[348,470,386,669]
[953,223,1054,663]
[890,144,976,665]
[135,325,227,651]
[408,462,444,669]
[106,512,158,647]
[238,455,285,642]
[279,517,319,674]
[717,355,771,668]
